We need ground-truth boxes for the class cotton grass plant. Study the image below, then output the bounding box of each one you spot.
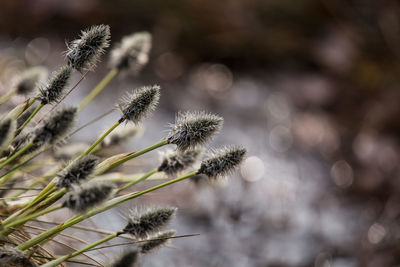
[0,24,246,267]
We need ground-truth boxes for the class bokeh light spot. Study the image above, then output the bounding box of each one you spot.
[241,156,265,182]
[368,223,386,244]
[330,160,353,188]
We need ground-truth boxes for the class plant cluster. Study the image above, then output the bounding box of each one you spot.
[0,25,246,266]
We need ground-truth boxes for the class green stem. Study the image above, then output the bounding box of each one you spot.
[17,171,198,251]
[1,179,57,226]
[28,188,66,213]
[10,167,57,198]
[3,141,162,232]
[81,120,121,156]
[2,204,62,229]
[1,135,161,230]
[0,142,33,172]
[15,103,43,135]
[0,148,45,180]
[26,96,37,108]
[23,178,57,209]
[117,168,158,193]
[1,115,121,227]
[78,68,118,112]
[41,231,122,267]
[0,89,16,105]
[107,139,168,171]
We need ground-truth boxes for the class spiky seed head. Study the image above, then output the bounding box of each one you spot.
[198,146,246,180]
[62,181,115,212]
[66,24,111,72]
[101,124,142,149]
[158,148,202,176]
[0,246,37,267]
[110,249,140,267]
[57,155,99,188]
[109,31,152,74]
[14,66,48,95]
[38,65,72,105]
[123,207,177,239]
[31,106,77,153]
[118,85,160,123]
[167,111,223,151]
[0,118,16,150]
[139,230,176,254]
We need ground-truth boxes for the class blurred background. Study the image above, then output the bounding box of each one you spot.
[1,0,400,266]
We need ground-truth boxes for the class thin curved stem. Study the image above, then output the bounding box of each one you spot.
[117,168,158,193]
[81,120,121,156]
[2,204,62,229]
[17,170,198,250]
[41,231,122,267]
[15,103,43,136]
[49,70,90,112]
[0,142,33,172]
[107,139,168,171]
[0,88,16,105]
[79,68,118,112]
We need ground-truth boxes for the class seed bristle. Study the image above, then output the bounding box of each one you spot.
[118,85,160,123]
[62,181,116,212]
[32,106,77,152]
[139,229,176,254]
[57,155,99,188]
[66,24,111,72]
[167,111,223,151]
[38,65,72,105]
[198,146,246,181]
[123,206,177,239]
[158,148,203,176]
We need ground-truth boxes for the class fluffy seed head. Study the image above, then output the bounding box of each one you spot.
[110,249,140,267]
[118,85,160,123]
[109,32,152,74]
[57,155,99,188]
[123,207,177,239]
[0,118,16,150]
[31,106,77,153]
[62,181,115,212]
[101,124,142,149]
[167,111,223,151]
[139,230,176,254]
[158,148,202,176]
[66,24,111,72]
[198,146,246,180]
[14,66,48,95]
[38,65,72,105]
[0,246,37,267]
